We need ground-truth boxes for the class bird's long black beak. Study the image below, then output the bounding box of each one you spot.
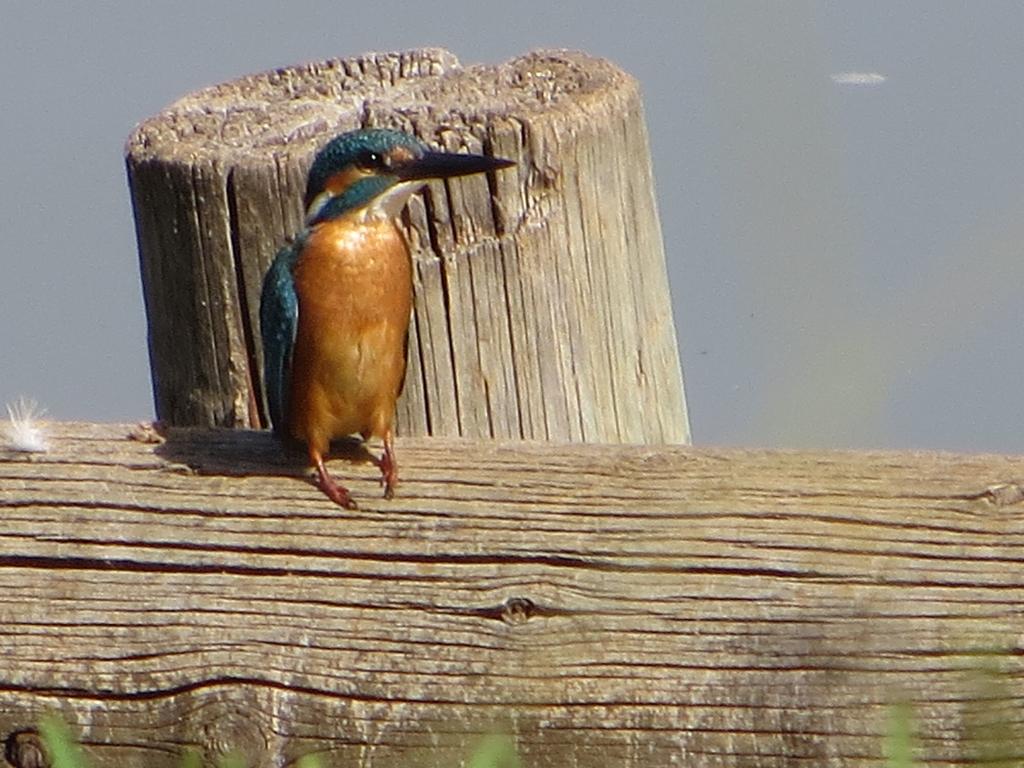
[397,151,515,181]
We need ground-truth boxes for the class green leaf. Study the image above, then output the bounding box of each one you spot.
[883,703,917,768]
[38,714,87,768]
[467,734,520,768]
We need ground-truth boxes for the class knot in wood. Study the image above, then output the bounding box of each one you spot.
[198,708,268,766]
[983,482,1024,507]
[4,730,48,768]
[500,596,535,625]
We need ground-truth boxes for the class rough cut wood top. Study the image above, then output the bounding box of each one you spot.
[128,48,635,164]
[2,423,1023,766]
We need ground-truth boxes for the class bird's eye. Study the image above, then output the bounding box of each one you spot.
[356,150,385,171]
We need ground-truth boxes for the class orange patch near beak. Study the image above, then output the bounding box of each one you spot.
[386,145,416,167]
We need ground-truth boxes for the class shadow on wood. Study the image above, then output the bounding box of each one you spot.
[153,426,377,480]
[3,422,1024,766]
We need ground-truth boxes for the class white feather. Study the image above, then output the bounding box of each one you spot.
[4,396,50,453]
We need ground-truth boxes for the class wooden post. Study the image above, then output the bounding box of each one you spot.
[3,424,1024,766]
[125,48,689,444]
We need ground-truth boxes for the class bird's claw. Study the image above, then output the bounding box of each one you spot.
[317,474,358,509]
[377,438,398,500]
[314,458,358,509]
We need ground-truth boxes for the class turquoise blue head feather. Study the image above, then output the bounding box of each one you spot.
[303,128,514,226]
[260,128,515,435]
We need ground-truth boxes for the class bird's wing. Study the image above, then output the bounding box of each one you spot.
[259,238,303,435]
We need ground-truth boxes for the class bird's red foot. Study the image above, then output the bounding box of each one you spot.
[314,456,357,509]
[377,432,398,500]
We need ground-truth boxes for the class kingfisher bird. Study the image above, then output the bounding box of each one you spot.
[260,128,514,509]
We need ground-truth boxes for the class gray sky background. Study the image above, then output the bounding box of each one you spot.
[3,1,1023,453]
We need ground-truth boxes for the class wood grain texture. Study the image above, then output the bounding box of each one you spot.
[125,48,689,444]
[3,423,1024,766]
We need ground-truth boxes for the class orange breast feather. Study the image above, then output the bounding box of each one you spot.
[288,216,413,454]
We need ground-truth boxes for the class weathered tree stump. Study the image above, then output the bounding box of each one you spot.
[3,423,1024,766]
[125,48,689,444]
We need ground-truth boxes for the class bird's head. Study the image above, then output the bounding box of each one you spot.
[303,128,514,226]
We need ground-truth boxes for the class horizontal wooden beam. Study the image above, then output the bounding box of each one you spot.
[2,422,1024,767]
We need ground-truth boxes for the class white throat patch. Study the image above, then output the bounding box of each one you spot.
[306,180,426,226]
[361,180,427,222]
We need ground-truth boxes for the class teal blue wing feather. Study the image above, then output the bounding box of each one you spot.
[259,237,303,436]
